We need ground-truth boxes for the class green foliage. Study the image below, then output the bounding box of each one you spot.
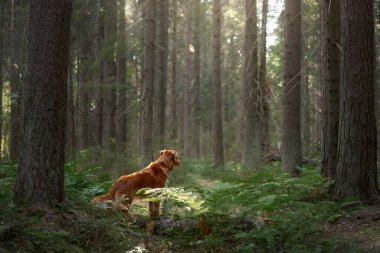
[64,161,113,205]
[0,163,142,253]
[0,162,374,252]
[175,162,369,253]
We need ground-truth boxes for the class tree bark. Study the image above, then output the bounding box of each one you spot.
[183,0,191,159]
[320,0,340,180]
[334,0,380,202]
[117,0,127,149]
[212,0,224,167]
[78,42,90,149]
[9,0,25,161]
[281,0,302,175]
[95,0,104,147]
[66,59,76,161]
[14,0,71,207]
[141,0,156,165]
[193,0,201,160]
[0,0,4,160]
[242,0,261,169]
[259,0,269,156]
[102,0,117,148]
[168,0,178,147]
[156,0,169,150]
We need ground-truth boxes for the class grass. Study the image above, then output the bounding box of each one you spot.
[0,160,377,252]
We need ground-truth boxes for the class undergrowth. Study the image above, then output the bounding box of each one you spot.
[0,161,374,252]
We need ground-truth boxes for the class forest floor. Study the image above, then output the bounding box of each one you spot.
[191,177,380,253]
[322,205,380,252]
[1,161,380,252]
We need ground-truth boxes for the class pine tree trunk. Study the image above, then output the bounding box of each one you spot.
[117,0,127,149]
[156,0,169,150]
[259,0,269,156]
[102,0,117,148]
[168,0,178,146]
[141,0,156,165]
[14,0,71,207]
[193,0,201,160]
[320,0,340,179]
[78,43,89,149]
[66,59,76,161]
[183,0,191,159]
[281,0,302,175]
[334,0,380,202]
[242,0,261,169]
[0,0,4,160]
[95,0,104,147]
[212,0,224,167]
[9,0,24,161]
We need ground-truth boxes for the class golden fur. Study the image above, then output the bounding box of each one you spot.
[92,149,180,217]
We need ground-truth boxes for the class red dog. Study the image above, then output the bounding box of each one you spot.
[92,149,180,217]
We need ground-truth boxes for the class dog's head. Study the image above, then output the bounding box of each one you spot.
[157,149,181,171]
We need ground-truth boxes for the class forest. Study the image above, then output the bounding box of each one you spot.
[1,0,380,252]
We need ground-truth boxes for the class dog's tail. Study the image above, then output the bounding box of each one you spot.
[91,193,113,204]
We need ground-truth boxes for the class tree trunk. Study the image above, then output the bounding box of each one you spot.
[0,0,4,160]
[259,0,269,156]
[334,0,380,202]
[168,0,178,147]
[141,0,156,165]
[301,14,310,159]
[66,59,76,161]
[102,0,117,148]
[281,0,302,175]
[212,0,224,167]
[156,0,169,150]
[320,0,340,179]
[193,0,201,160]
[95,0,104,147]
[242,0,261,169]
[117,0,127,149]
[9,0,25,161]
[14,0,71,207]
[78,43,90,149]
[183,0,190,159]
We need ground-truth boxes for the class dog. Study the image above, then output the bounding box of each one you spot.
[92,149,181,217]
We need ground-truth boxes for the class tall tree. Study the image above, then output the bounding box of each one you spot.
[14,0,71,207]
[168,0,178,147]
[95,0,104,147]
[66,58,76,161]
[320,0,340,179]
[117,0,127,148]
[0,0,4,159]
[141,0,156,165]
[300,5,310,158]
[9,0,26,161]
[183,0,191,158]
[259,0,269,155]
[334,0,380,202]
[156,0,169,149]
[77,4,91,149]
[242,0,261,169]
[193,0,201,159]
[212,0,224,167]
[102,0,117,147]
[281,0,302,175]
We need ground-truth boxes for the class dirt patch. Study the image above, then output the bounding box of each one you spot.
[322,205,380,252]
